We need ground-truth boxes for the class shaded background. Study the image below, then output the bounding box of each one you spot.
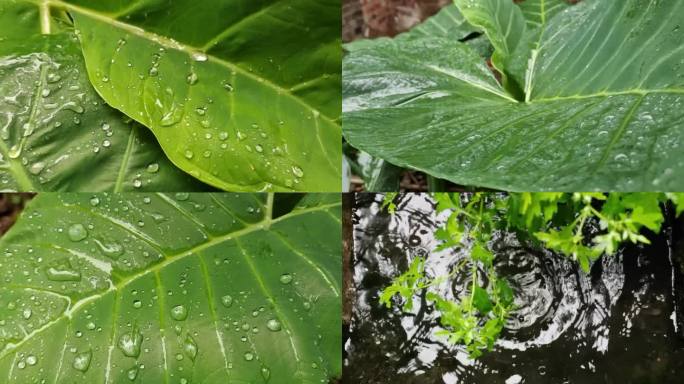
[0,194,33,236]
[342,0,450,42]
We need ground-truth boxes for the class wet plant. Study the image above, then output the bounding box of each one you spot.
[0,0,341,192]
[344,0,684,191]
[0,193,342,382]
[379,192,684,358]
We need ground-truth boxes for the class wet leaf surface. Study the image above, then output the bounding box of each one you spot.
[0,33,210,192]
[343,0,684,191]
[0,193,341,382]
[46,0,342,192]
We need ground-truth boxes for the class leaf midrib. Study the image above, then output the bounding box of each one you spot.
[0,199,341,361]
[24,0,338,126]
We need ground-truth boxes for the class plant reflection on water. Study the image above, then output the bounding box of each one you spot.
[344,193,684,384]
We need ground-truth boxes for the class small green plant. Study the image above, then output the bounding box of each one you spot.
[379,192,684,358]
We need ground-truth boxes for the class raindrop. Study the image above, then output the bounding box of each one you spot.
[86,322,96,330]
[41,88,51,97]
[186,72,198,85]
[127,365,139,381]
[149,67,159,76]
[223,82,233,91]
[171,305,188,321]
[195,107,206,116]
[118,326,143,358]
[8,144,22,159]
[279,274,293,284]
[219,131,229,141]
[90,197,100,206]
[22,308,32,320]
[29,162,45,175]
[255,144,263,153]
[184,150,194,159]
[256,364,269,378]
[244,352,254,361]
[133,300,142,309]
[94,239,124,259]
[184,334,198,361]
[614,153,628,162]
[103,140,111,148]
[192,52,208,62]
[175,193,189,201]
[46,73,61,83]
[220,295,233,308]
[102,76,109,83]
[292,166,304,178]
[133,179,142,188]
[68,224,88,242]
[26,355,37,366]
[72,350,92,372]
[46,266,81,281]
[147,163,159,173]
[266,319,282,332]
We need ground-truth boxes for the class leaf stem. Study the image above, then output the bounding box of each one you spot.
[40,0,51,34]
[265,193,274,222]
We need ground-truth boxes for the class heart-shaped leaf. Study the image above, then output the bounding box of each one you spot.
[0,193,341,382]
[343,0,684,191]
[0,32,210,192]
[31,0,342,192]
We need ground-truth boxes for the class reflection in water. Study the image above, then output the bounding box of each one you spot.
[344,194,684,384]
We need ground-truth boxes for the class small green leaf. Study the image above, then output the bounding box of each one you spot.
[472,286,493,314]
[471,243,494,266]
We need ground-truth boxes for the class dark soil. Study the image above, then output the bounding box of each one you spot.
[0,194,34,236]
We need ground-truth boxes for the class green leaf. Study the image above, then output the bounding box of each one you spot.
[471,242,493,266]
[666,192,684,216]
[29,0,341,192]
[0,193,341,382]
[495,279,514,307]
[454,0,525,93]
[621,193,664,231]
[343,0,684,191]
[472,285,493,314]
[0,33,210,192]
[408,3,480,41]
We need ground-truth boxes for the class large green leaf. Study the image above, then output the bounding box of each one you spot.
[0,32,211,192]
[343,0,684,191]
[21,0,342,192]
[0,193,341,382]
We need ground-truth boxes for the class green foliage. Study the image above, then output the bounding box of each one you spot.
[343,0,684,191]
[379,192,681,358]
[0,193,341,382]
[379,256,425,311]
[380,192,399,214]
[1,0,341,192]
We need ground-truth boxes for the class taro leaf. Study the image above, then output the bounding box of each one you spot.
[343,0,684,191]
[29,0,342,192]
[0,32,210,192]
[0,193,341,383]
[405,3,478,40]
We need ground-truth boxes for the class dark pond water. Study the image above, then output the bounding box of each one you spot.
[343,193,684,384]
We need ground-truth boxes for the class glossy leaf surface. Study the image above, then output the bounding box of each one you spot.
[0,32,210,192]
[34,0,342,192]
[343,0,684,191]
[0,193,341,382]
